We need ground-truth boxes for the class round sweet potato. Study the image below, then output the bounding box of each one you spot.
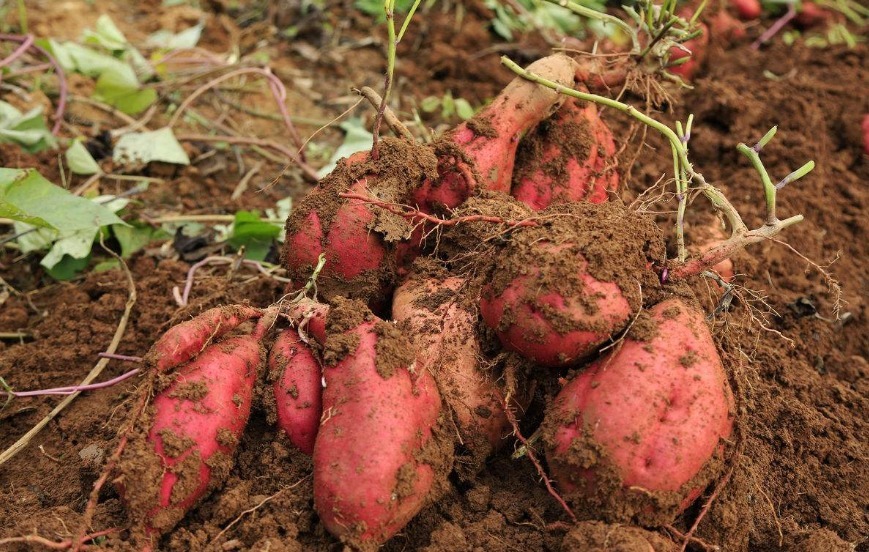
[542,298,735,525]
[281,139,439,309]
[479,201,664,367]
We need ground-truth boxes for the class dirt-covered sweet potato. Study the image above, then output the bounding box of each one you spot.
[282,139,439,309]
[414,53,579,212]
[145,304,262,373]
[118,331,262,542]
[479,201,664,367]
[269,327,321,455]
[511,97,619,210]
[542,298,735,526]
[393,268,511,470]
[313,298,446,548]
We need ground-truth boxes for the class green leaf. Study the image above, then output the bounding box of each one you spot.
[113,127,190,167]
[420,96,441,113]
[46,254,91,281]
[0,102,55,153]
[93,258,121,273]
[441,91,456,118]
[83,14,129,51]
[454,98,475,120]
[228,211,282,261]
[94,67,157,115]
[54,41,130,77]
[41,227,100,269]
[316,118,373,178]
[65,140,102,175]
[0,168,124,232]
[113,222,169,257]
[145,23,204,50]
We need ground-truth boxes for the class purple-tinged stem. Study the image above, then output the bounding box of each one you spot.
[1,368,141,398]
[752,4,797,50]
[0,34,33,69]
[0,34,68,135]
[97,352,144,363]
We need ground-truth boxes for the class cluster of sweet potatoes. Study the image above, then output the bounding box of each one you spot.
[118,53,738,549]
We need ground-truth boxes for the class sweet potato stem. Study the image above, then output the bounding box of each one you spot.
[372,0,422,159]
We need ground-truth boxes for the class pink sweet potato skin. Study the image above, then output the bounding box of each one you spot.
[543,299,734,524]
[414,54,578,211]
[145,305,261,373]
[270,328,322,455]
[121,334,261,539]
[479,242,632,367]
[730,0,762,20]
[668,23,710,82]
[313,314,442,547]
[393,275,509,457]
[282,142,438,310]
[511,98,619,210]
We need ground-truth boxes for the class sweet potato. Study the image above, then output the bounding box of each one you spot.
[392,270,510,469]
[414,53,578,211]
[313,298,445,548]
[707,10,748,43]
[282,139,439,309]
[511,97,619,210]
[269,327,322,455]
[795,2,833,29]
[144,304,262,373]
[478,201,664,367]
[542,298,735,525]
[667,23,710,82]
[730,0,762,20]
[119,331,262,541]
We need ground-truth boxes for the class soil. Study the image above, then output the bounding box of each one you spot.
[1,1,867,551]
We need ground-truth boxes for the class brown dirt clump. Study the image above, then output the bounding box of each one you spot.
[562,520,678,551]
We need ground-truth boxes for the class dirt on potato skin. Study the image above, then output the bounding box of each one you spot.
[1,1,867,552]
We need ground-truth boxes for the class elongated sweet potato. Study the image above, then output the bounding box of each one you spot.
[119,331,262,541]
[414,53,578,211]
[270,327,322,455]
[313,298,445,548]
[542,299,735,525]
[511,97,619,210]
[393,271,510,470]
[145,304,262,372]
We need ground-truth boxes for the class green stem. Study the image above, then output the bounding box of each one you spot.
[16,0,27,34]
[397,0,423,42]
[372,0,398,159]
[737,142,778,224]
[502,55,692,259]
[546,0,639,53]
